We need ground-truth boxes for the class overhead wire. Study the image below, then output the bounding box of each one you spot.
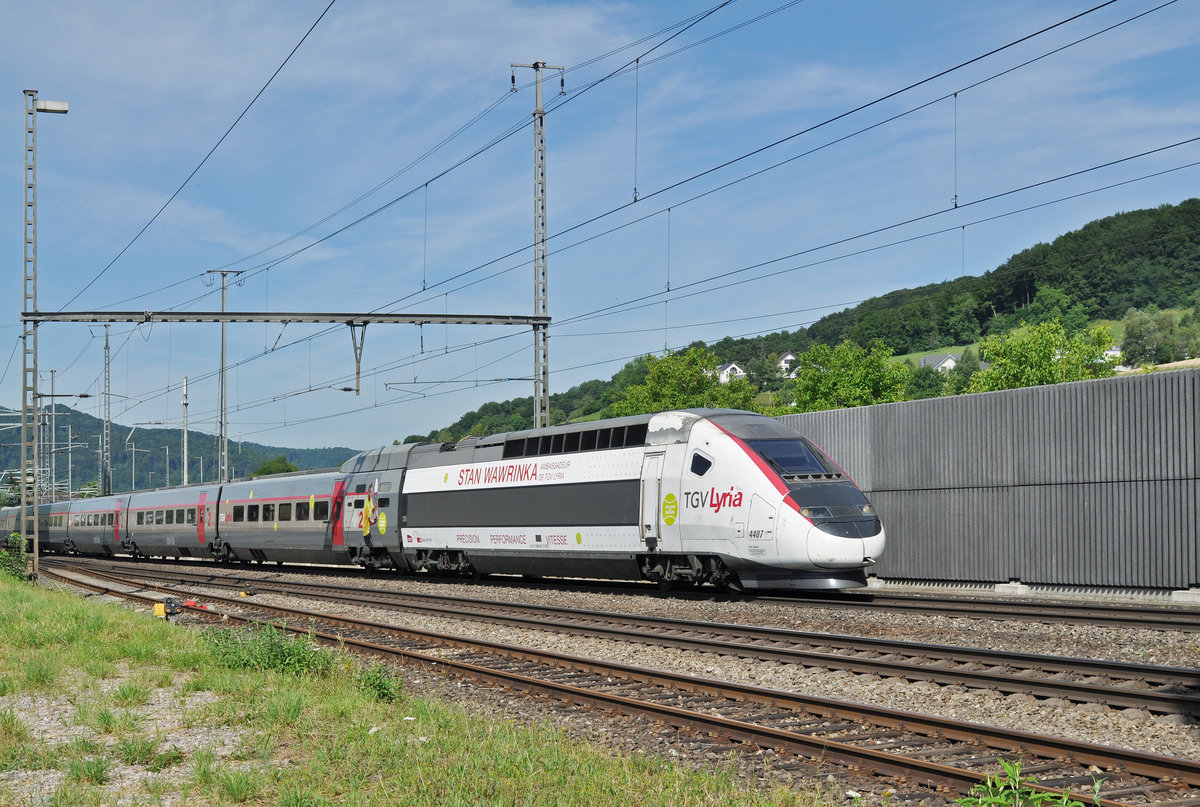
[57,0,340,312]
[44,0,1186,433]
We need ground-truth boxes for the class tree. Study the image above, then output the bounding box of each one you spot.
[251,456,299,478]
[789,340,911,412]
[608,347,762,417]
[907,364,946,400]
[944,347,981,395]
[968,319,1118,393]
[1122,305,1187,365]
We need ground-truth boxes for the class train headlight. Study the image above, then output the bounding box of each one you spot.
[859,504,873,516]
[799,506,832,519]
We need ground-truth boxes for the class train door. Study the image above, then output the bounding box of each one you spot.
[197,493,207,544]
[330,480,347,547]
[748,494,777,559]
[640,452,665,551]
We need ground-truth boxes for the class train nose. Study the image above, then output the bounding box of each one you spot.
[805,524,866,568]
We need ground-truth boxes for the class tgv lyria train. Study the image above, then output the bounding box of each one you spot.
[5,409,885,590]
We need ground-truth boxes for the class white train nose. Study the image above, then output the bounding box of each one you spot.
[806,524,866,568]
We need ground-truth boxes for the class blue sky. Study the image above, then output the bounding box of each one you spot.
[3,0,1198,453]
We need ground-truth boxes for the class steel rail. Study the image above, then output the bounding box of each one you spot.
[40,563,1200,806]
[764,592,1200,633]
[56,559,1200,716]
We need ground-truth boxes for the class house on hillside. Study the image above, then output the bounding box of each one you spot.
[778,352,797,377]
[715,362,747,384]
[920,353,961,373]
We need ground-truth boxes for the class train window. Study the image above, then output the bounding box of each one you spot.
[355,484,367,494]
[262,503,275,522]
[248,504,259,522]
[353,499,364,509]
[175,509,184,524]
[278,503,292,521]
[136,512,144,526]
[87,514,95,527]
[626,424,648,446]
[565,432,580,452]
[165,510,174,525]
[186,509,196,525]
[379,482,392,493]
[155,511,164,525]
[550,434,564,453]
[580,431,597,451]
[108,513,114,526]
[596,429,611,449]
[378,497,390,509]
[314,500,330,521]
[502,438,526,459]
[295,501,310,521]
[746,439,828,476]
[232,505,244,523]
[690,453,713,477]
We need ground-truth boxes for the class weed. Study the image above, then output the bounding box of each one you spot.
[0,532,27,580]
[956,759,1101,807]
[113,680,151,707]
[264,690,306,724]
[356,660,402,702]
[0,707,31,745]
[147,746,185,772]
[216,767,265,802]
[204,625,335,677]
[65,756,112,785]
[187,748,216,788]
[93,708,118,734]
[0,677,13,696]
[115,735,160,765]
[23,654,59,688]
[278,786,324,807]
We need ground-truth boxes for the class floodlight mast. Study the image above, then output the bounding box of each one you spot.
[20,90,67,581]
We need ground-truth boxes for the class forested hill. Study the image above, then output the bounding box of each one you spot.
[406,199,1200,442]
[803,198,1200,355]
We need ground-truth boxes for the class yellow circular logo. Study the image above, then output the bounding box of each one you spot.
[662,493,678,526]
[378,512,388,535]
[576,532,582,545]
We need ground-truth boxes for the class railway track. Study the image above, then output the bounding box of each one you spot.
[48,557,1200,717]
[46,554,1200,631]
[41,562,1200,806]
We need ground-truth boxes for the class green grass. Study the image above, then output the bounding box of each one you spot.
[0,576,825,806]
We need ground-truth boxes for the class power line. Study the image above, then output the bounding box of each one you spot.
[58,0,340,311]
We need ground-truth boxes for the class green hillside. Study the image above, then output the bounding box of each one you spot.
[403,199,1200,442]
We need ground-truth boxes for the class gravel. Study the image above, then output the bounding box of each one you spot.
[29,563,1200,803]
[157,566,1200,759]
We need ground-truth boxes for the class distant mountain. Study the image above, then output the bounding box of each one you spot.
[0,406,358,494]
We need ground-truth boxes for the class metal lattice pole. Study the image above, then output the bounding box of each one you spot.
[102,325,111,495]
[511,61,562,428]
[20,91,40,567]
